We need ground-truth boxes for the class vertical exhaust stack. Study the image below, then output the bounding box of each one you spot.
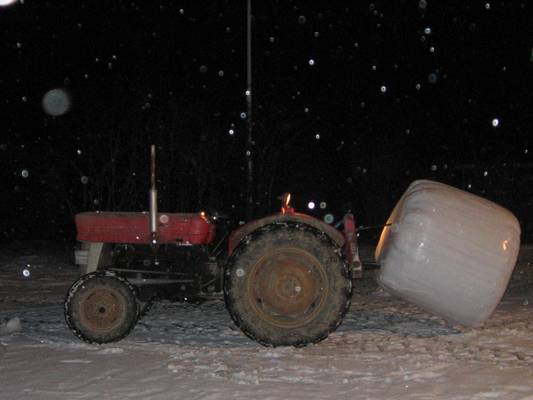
[149,144,158,245]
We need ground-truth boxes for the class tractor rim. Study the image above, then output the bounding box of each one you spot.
[246,247,329,329]
[79,286,126,334]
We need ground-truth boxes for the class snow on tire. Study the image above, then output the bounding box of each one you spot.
[64,272,139,344]
[224,223,352,347]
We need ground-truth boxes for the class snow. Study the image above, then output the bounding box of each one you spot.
[1,242,533,399]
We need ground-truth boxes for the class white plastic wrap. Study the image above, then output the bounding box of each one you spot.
[375,180,521,326]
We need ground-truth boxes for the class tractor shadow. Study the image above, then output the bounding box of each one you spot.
[342,271,461,338]
[339,308,461,338]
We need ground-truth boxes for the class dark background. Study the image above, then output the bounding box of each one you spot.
[1,0,532,243]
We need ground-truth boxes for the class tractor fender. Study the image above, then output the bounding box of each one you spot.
[228,212,345,256]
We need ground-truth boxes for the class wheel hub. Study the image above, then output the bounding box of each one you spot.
[79,287,125,333]
[247,247,328,329]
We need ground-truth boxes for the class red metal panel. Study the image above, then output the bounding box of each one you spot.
[76,212,215,245]
[342,213,362,279]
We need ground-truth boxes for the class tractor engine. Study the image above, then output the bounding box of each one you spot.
[74,211,222,301]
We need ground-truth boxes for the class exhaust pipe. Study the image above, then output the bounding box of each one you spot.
[149,144,158,245]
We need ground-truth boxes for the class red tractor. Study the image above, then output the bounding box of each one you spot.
[65,146,362,347]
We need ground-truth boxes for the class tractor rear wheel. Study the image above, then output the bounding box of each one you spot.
[224,223,352,347]
[65,272,139,344]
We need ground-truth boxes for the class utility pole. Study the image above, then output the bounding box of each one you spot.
[245,0,254,221]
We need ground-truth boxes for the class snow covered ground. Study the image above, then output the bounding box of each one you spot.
[1,242,532,400]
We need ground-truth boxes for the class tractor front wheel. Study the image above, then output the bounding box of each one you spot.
[224,223,352,347]
[65,272,139,344]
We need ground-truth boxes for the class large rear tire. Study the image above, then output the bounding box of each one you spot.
[224,223,352,347]
[65,272,139,344]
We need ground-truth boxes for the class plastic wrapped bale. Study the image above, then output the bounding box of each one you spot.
[375,180,521,326]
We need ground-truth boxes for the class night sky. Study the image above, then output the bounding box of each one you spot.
[1,0,532,242]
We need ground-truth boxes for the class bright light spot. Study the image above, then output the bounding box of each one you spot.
[76,149,82,155]
[431,165,437,171]
[483,170,488,177]
[319,201,327,209]
[429,46,435,53]
[228,129,234,135]
[324,214,334,224]
[424,27,432,34]
[179,8,184,14]
[199,65,208,74]
[485,2,491,10]
[315,133,320,140]
[307,201,316,210]
[218,70,224,77]
[240,112,246,119]
[372,65,377,71]
[491,118,500,127]
[21,169,29,178]
[418,0,427,9]
[246,150,251,156]
[81,176,89,184]
[22,269,30,277]
[0,0,18,6]
[298,15,306,24]
[245,90,251,96]
[380,85,387,93]
[525,148,529,154]
[313,32,319,38]
[269,36,275,43]
[415,83,421,90]
[42,88,71,116]
[304,107,309,113]
[502,239,508,251]
[308,59,315,66]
